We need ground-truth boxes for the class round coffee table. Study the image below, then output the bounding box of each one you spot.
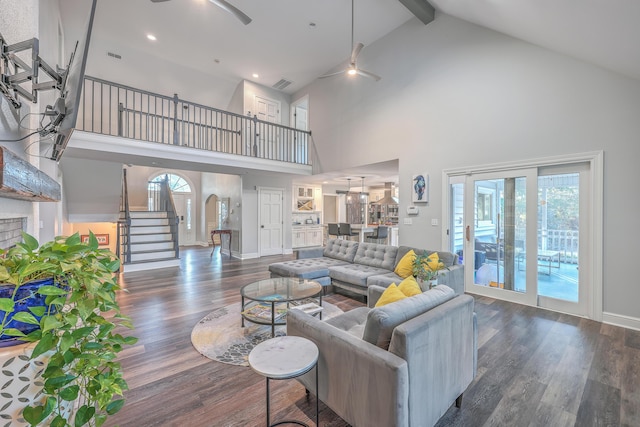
[248,336,319,427]
[240,277,323,337]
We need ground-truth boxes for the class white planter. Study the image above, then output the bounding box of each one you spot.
[419,279,438,292]
[0,342,48,426]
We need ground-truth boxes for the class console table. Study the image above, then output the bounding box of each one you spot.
[210,229,232,255]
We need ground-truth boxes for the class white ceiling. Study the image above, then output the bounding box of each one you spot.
[58,0,640,186]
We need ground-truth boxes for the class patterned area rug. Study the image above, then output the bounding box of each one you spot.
[191,300,343,366]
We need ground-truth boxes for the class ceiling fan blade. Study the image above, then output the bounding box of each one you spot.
[350,43,364,64]
[356,69,382,81]
[318,70,347,79]
[209,0,252,25]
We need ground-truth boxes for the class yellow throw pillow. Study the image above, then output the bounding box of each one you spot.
[423,252,444,271]
[394,250,416,279]
[375,284,408,307]
[398,276,422,297]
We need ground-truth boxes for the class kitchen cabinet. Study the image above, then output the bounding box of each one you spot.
[294,185,322,211]
[292,226,323,248]
[305,227,323,247]
[292,229,307,248]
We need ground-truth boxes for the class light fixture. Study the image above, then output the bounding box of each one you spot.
[252,73,259,78]
[146,34,157,41]
[347,178,352,201]
[360,177,366,200]
[347,68,357,76]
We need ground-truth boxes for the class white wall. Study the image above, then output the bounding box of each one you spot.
[294,14,640,321]
[0,0,66,242]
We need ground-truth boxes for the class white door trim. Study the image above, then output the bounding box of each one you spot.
[442,151,603,321]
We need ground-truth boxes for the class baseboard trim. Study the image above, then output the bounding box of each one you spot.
[238,252,259,260]
[284,249,293,255]
[602,311,640,332]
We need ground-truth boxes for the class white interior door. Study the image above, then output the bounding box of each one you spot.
[259,188,283,256]
[172,193,195,246]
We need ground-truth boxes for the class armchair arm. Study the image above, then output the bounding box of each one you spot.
[296,247,324,259]
[287,309,409,427]
[367,284,387,308]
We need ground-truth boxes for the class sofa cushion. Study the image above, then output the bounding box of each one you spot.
[324,306,369,339]
[353,242,398,270]
[394,249,416,278]
[362,285,456,350]
[397,276,421,297]
[396,246,458,268]
[268,257,349,279]
[367,271,402,288]
[375,284,408,307]
[329,264,394,287]
[323,239,359,263]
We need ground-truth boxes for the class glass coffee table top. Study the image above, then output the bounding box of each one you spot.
[240,277,322,302]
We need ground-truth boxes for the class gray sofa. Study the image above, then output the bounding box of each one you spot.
[287,284,477,427]
[268,239,464,296]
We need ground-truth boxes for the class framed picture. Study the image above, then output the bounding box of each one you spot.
[412,174,429,203]
[81,234,109,246]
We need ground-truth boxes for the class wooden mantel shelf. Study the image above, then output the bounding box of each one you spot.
[0,146,61,202]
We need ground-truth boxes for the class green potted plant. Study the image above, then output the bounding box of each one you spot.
[0,231,137,427]
[412,251,449,290]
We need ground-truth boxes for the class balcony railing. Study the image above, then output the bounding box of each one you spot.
[77,76,312,165]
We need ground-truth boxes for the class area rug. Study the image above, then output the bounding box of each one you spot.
[191,300,343,367]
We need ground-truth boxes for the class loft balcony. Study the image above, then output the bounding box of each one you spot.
[65,76,315,176]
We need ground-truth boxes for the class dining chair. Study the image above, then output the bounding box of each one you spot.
[338,223,359,241]
[328,223,340,239]
[366,226,389,244]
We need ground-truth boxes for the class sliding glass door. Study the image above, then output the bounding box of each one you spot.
[449,161,593,317]
[464,169,538,306]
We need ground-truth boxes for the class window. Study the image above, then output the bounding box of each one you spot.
[149,174,192,193]
[476,186,495,225]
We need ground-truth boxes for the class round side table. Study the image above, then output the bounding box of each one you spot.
[248,336,319,427]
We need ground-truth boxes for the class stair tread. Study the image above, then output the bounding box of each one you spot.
[128,240,174,245]
[125,257,179,265]
[127,249,176,255]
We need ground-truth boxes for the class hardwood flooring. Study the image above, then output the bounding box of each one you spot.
[106,246,640,427]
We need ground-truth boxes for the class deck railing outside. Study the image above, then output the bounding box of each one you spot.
[77,76,312,165]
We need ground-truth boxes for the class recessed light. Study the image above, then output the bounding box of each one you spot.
[147,34,157,41]
[252,73,259,78]
[309,22,317,28]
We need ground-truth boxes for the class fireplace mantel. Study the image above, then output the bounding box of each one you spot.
[0,146,61,202]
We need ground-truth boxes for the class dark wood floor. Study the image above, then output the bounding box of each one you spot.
[106,246,640,427]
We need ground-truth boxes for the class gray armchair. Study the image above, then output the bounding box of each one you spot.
[287,285,477,427]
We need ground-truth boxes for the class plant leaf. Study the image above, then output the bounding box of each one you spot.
[51,415,67,427]
[31,331,55,358]
[11,312,40,325]
[59,384,80,401]
[3,328,27,337]
[22,404,45,425]
[28,305,46,317]
[42,315,64,332]
[45,374,76,389]
[21,232,39,251]
[0,297,15,312]
[37,285,69,296]
[106,399,125,415]
[75,404,96,427]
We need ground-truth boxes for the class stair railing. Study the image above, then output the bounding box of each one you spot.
[117,169,132,264]
[158,174,180,259]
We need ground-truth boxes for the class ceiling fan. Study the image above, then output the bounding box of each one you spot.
[150,0,252,25]
[319,0,381,81]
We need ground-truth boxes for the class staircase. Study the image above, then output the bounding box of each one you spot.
[120,211,180,273]
[117,170,180,273]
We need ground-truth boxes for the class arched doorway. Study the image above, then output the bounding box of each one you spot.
[149,173,195,246]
